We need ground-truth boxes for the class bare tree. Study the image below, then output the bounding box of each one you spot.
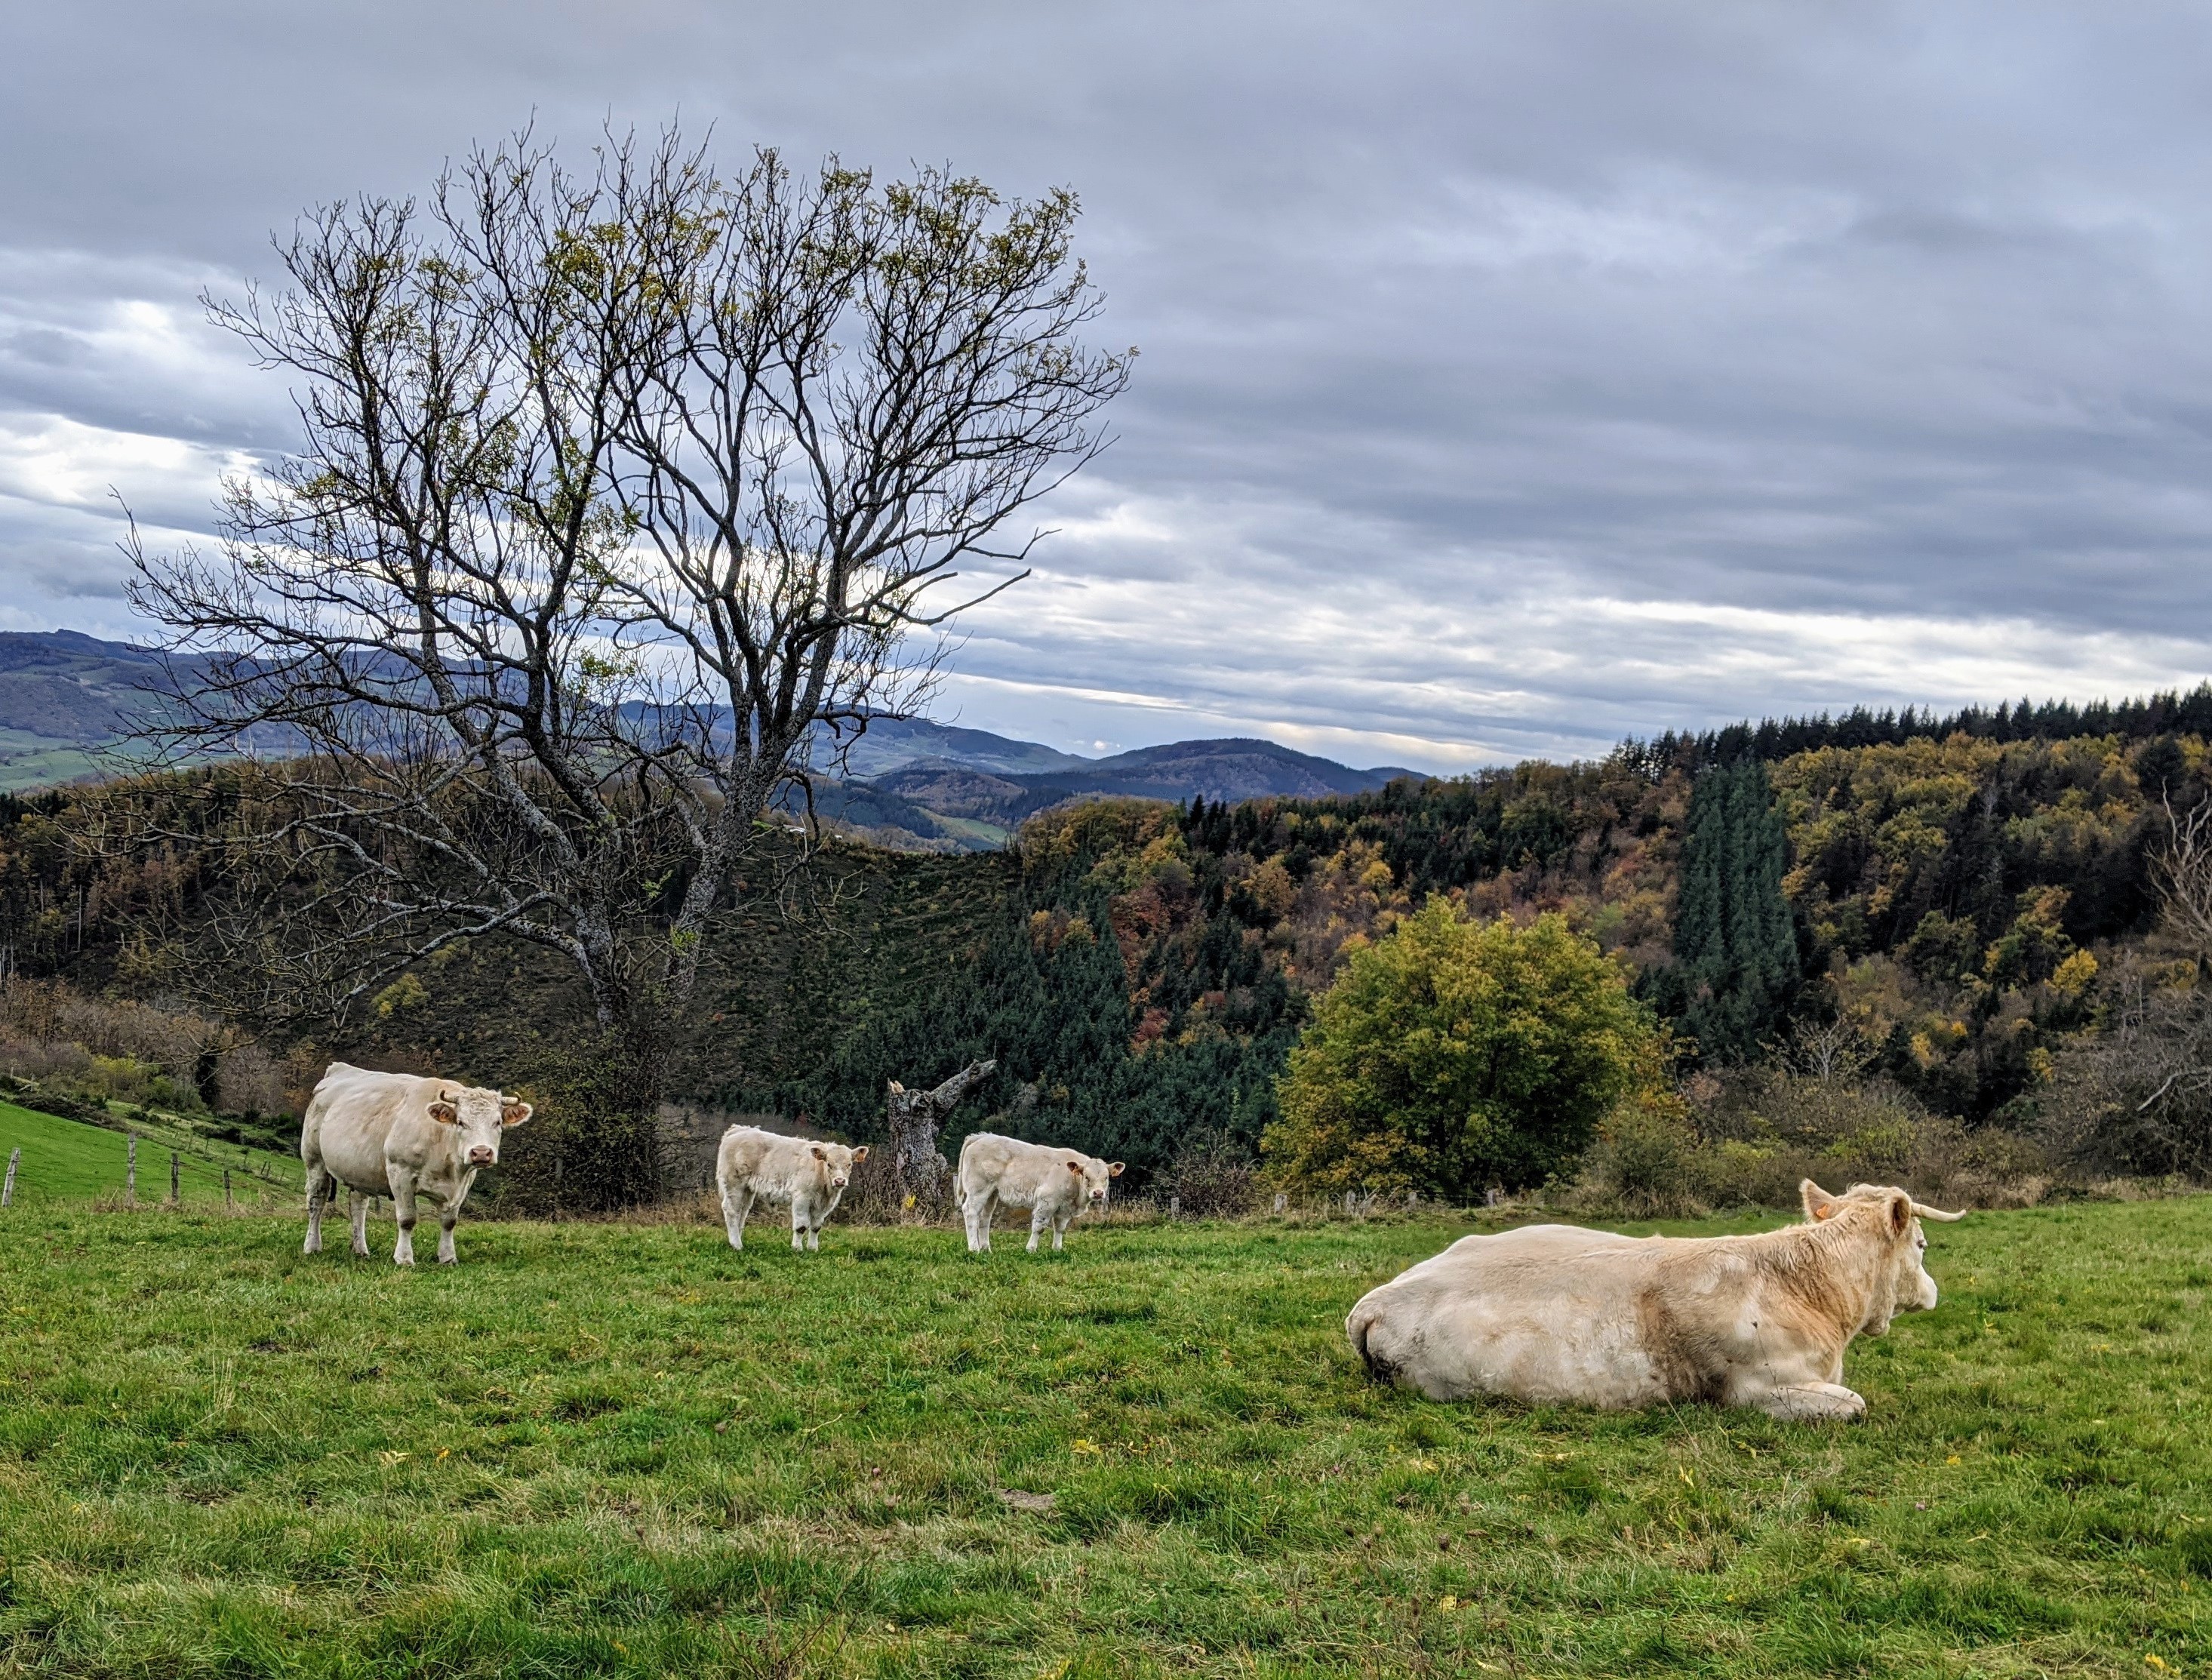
[2152,792,2212,963]
[122,128,1129,1205]
[2045,794,2212,1177]
[1783,1009,1878,1085]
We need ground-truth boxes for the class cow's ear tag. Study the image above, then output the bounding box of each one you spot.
[1799,1178,1839,1221]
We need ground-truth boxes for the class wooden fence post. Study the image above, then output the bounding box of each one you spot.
[3,1146,18,1208]
[169,1153,180,1207]
[224,1169,234,1211]
[1168,1195,1180,1221]
[1272,1192,1287,1214]
[127,1133,137,1203]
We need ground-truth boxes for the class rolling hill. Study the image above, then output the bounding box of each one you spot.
[0,629,1427,843]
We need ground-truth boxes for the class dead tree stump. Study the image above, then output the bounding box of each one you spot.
[883,1060,996,1212]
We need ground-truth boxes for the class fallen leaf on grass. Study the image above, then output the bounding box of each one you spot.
[998,1490,1057,1513]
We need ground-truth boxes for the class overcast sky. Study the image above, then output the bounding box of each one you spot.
[3,2,2210,770]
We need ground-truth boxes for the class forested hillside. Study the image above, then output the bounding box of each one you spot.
[0,712,2201,1189]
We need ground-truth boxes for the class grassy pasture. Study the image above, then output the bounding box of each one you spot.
[0,1100,300,1208]
[0,1197,2206,1678]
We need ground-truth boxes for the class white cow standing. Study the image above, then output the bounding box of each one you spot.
[715,1126,868,1251]
[1345,1180,1963,1420]
[954,1131,1124,1253]
[300,1062,531,1266]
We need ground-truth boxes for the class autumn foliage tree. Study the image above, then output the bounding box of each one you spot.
[1263,900,1660,1199]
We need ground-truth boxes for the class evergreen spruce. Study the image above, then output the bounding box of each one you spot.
[1671,760,1799,1063]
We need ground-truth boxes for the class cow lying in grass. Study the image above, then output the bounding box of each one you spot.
[955,1131,1124,1253]
[715,1127,866,1251]
[1346,1179,1963,1420]
[301,1063,531,1266]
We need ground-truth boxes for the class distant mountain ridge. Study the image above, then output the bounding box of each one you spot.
[0,631,1426,842]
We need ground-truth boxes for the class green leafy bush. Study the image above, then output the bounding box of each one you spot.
[1264,900,1660,1198]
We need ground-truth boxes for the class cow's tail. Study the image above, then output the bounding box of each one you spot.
[1345,1300,1398,1386]
[949,1134,975,1210]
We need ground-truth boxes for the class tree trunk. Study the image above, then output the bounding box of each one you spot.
[883,1059,996,1211]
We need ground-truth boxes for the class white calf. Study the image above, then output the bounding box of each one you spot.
[716,1126,867,1251]
[954,1131,1124,1253]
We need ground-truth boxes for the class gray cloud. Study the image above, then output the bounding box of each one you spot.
[3,0,2210,765]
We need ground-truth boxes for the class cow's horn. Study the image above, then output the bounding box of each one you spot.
[1911,1201,1965,1222]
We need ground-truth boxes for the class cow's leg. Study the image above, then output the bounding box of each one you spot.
[963,1189,988,1252]
[1027,1204,1052,1254]
[390,1174,420,1267]
[349,1190,371,1257]
[435,1197,460,1265]
[303,1161,329,1254]
[721,1186,751,1251]
[1745,1381,1866,1423]
[806,1217,820,1253]
[1051,1213,1070,1251]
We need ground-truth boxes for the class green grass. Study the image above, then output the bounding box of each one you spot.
[0,1100,302,1208]
[0,731,106,793]
[0,1198,2207,1677]
[0,1100,300,1208]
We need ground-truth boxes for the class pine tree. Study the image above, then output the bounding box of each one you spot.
[1672,760,1799,1063]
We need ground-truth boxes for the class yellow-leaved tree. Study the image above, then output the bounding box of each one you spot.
[1264,900,1660,1199]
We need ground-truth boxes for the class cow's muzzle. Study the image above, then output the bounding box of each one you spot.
[467,1146,496,1167]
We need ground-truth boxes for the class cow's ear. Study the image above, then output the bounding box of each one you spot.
[1108,1162,1125,1177]
[851,1146,869,1162]
[811,1145,827,1160]
[1887,1191,1913,1238]
[428,1100,460,1126]
[1067,1159,1084,1174]
[1799,1179,1840,1221]
[501,1099,532,1128]
[888,1081,906,1095]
